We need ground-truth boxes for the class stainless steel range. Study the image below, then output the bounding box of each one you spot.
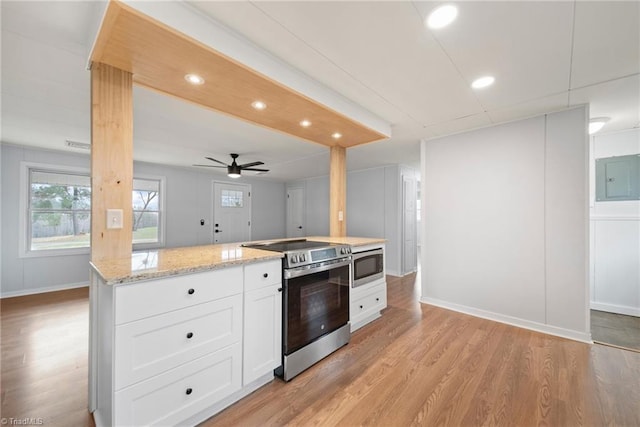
[243,239,352,381]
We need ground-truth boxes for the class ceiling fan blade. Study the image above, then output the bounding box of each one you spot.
[243,168,270,172]
[205,157,228,166]
[238,161,264,168]
[193,164,226,168]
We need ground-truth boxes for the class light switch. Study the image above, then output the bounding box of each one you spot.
[106,209,123,229]
[338,211,344,221]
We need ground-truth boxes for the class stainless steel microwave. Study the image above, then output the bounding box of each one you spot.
[352,248,384,288]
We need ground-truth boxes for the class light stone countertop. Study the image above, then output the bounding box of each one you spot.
[90,236,385,285]
[90,244,283,285]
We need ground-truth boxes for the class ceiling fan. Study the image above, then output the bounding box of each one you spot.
[193,153,269,178]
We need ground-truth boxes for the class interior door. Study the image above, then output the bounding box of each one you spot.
[213,182,251,244]
[286,187,305,238]
[402,176,417,274]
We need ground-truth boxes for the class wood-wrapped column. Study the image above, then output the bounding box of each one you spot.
[90,63,133,261]
[329,145,346,237]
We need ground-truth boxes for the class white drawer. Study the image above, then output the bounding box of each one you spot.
[244,260,281,292]
[115,267,243,324]
[114,294,242,390]
[351,282,387,323]
[114,343,242,427]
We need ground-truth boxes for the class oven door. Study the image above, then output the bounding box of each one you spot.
[352,249,384,288]
[283,258,351,355]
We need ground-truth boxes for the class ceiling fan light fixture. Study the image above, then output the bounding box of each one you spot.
[251,100,267,110]
[184,73,205,85]
[589,117,610,135]
[471,76,495,89]
[426,4,458,29]
[227,164,242,178]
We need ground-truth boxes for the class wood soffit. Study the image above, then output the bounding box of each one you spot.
[90,1,388,148]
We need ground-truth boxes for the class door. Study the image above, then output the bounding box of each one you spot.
[286,187,305,238]
[402,176,417,274]
[213,182,251,244]
[243,284,282,385]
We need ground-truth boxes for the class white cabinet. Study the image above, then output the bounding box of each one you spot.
[90,260,282,427]
[243,284,282,385]
[243,259,282,385]
[114,294,243,390]
[350,244,388,332]
[114,343,242,426]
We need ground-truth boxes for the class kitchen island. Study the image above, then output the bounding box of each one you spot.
[89,237,385,426]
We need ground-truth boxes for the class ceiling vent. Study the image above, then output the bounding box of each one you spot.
[66,140,91,150]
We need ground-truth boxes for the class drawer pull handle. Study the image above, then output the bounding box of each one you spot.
[277,288,283,292]
[186,388,193,395]
[187,288,195,295]
[376,297,380,302]
[359,305,363,309]
[263,273,269,278]
[186,332,194,339]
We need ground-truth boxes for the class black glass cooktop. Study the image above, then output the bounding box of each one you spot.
[243,239,333,253]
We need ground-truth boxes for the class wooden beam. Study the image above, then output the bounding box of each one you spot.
[90,1,387,148]
[329,146,347,237]
[91,62,133,261]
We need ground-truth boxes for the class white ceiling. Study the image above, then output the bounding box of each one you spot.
[1,1,638,181]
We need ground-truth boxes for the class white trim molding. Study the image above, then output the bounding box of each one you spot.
[591,302,640,317]
[1,281,88,299]
[421,297,593,344]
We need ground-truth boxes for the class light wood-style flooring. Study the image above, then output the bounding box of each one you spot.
[1,275,639,426]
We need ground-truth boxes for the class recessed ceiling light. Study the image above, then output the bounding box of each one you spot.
[184,73,205,85]
[426,4,458,29]
[332,132,342,139]
[471,76,495,89]
[300,120,312,127]
[589,117,610,135]
[251,101,267,110]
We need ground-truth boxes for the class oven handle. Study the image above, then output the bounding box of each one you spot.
[284,257,352,279]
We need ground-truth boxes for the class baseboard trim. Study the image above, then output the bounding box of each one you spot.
[420,297,592,344]
[1,281,88,299]
[591,301,640,317]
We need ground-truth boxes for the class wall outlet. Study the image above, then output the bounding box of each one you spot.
[107,209,123,229]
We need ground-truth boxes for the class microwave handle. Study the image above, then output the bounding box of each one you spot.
[352,248,383,260]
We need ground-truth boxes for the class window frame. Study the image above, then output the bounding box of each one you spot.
[19,162,92,258]
[19,162,167,257]
[132,174,166,250]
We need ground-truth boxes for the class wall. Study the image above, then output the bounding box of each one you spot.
[0,144,286,297]
[589,128,640,316]
[288,164,418,276]
[420,106,590,342]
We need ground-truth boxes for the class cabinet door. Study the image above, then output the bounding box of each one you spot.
[243,284,282,385]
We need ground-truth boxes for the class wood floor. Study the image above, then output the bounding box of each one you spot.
[1,276,639,426]
[0,287,95,427]
[591,309,640,352]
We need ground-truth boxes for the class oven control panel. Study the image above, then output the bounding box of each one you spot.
[284,245,351,268]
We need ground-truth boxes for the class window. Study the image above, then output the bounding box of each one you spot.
[132,178,163,246]
[28,169,91,251]
[220,189,244,207]
[21,162,165,256]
